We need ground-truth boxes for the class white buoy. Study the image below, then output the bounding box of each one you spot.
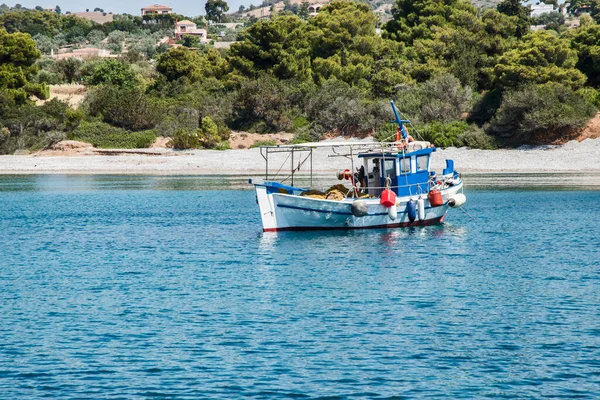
[448,193,467,208]
[351,200,368,217]
[388,204,398,220]
[417,198,425,221]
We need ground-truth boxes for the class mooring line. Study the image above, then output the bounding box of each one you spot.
[460,206,477,221]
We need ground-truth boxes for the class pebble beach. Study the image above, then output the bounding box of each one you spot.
[0,138,598,176]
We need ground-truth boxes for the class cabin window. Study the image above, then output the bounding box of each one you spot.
[370,159,379,178]
[417,155,429,171]
[383,159,396,179]
[366,159,380,196]
[400,157,410,174]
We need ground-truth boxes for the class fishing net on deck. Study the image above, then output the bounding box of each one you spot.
[300,184,351,200]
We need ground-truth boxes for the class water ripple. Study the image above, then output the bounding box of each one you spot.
[0,177,599,398]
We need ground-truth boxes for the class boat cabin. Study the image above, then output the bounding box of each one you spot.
[358,143,434,197]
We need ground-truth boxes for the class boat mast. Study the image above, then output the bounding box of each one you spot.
[390,100,410,141]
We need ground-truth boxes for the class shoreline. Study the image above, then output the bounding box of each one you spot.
[0,138,599,175]
[2,172,599,191]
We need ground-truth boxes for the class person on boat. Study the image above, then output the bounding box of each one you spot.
[396,126,414,149]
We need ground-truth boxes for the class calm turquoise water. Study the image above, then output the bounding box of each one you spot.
[1,175,599,398]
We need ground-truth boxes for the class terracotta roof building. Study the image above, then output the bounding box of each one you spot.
[141,4,173,16]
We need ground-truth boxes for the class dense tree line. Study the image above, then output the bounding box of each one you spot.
[1,0,600,154]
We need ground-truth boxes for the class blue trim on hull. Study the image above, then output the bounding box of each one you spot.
[278,203,353,215]
[277,202,441,216]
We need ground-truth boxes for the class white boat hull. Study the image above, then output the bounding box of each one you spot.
[255,182,464,232]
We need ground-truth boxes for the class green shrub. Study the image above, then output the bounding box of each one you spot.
[290,130,313,144]
[27,131,67,151]
[87,59,139,88]
[249,121,269,134]
[170,128,200,149]
[249,140,277,148]
[0,99,86,153]
[292,116,310,132]
[576,87,600,109]
[53,58,83,83]
[418,121,470,148]
[373,122,399,142]
[82,85,160,131]
[213,141,231,150]
[40,130,66,147]
[415,121,498,149]
[76,58,104,83]
[468,89,503,126]
[182,34,202,48]
[158,81,234,128]
[488,83,597,145]
[198,116,230,149]
[216,121,231,141]
[306,80,390,138]
[231,76,295,132]
[70,121,156,148]
[394,74,474,124]
[168,117,230,150]
[36,70,62,85]
[456,125,498,149]
[418,74,474,122]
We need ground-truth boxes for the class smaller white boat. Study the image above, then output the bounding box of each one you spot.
[252,101,466,232]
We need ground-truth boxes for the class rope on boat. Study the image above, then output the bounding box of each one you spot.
[396,108,425,141]
[272,152,291,181]
[279,151,312,184]
[379,107,425,142]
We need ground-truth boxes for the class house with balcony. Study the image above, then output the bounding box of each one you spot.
[141,4,173,16]
[175,20,208,43]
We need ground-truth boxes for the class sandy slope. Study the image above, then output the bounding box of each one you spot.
[36,85,87,109]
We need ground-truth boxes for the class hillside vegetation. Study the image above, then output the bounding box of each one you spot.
[1,0,600,154]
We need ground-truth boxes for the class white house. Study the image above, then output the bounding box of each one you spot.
[175,20,208,43]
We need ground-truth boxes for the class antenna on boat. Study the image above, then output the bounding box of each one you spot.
[390,100,410,141]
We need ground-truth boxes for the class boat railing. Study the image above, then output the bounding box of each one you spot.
[259,140,434,187]
[260,141,430,153]
[315,182,430,198]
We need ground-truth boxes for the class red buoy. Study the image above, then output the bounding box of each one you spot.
[380,189,396,208]
[337,169,353,181]
[428,189,443,207]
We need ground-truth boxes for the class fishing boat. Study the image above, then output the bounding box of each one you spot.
[251,101,467,232]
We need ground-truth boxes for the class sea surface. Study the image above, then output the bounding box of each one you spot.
[1,175,599,399]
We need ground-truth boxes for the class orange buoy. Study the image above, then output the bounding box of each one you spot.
[380,188,396,208]
[428,189,444,207]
